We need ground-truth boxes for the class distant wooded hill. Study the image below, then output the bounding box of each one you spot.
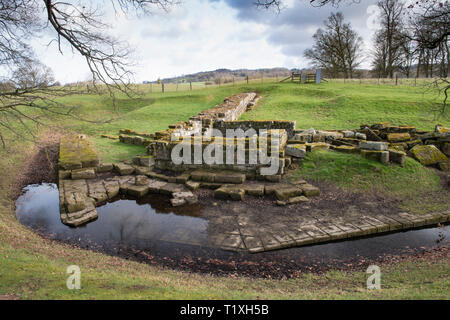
[144,68,298,84]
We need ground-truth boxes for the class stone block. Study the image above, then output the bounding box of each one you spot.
[113,163,135,175]
[305,142,330,152]
[387,132,411,142]
[355,132,366,140]
[243,184,265,196]
[65,192,87,213]
[71,168,96,180]
[135,175,149,186]
[185,180,200,191]
[140,156,155,167]
[214,171,246,184]
[361,150,389,164]
[97,163,113,173]
[127,185,149,197]
[285,144,306,158]
[359,141,388,151]
[214,185,245,201]
[409,145,447,166]
[274,186,303,200]
[389,149,406,166]
[300,184,320,197]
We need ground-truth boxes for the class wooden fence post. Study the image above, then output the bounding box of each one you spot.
[190,81,192,91]
[162,82,165,93]
[246,75,249,84]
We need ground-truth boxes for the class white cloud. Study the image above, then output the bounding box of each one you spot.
[31,0,380,84]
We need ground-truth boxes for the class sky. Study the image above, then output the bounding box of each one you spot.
[31,0,381,84]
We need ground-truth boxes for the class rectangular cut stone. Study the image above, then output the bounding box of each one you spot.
[148,180,168,193]
[361,150,389,164]
[71,168,96,180]
[127,185,149,197]
[244,184,265,196]
[221,234,244,250]
[214,171,246,184]
[374,214,403,231]
[317,223,347,240]
[65,192,87,213]
[300,184,320,197]
[359,141,388,151]
[300,225,330,242]
[103,180,120,199]
[285,144,306,158]
[286,230,315,246]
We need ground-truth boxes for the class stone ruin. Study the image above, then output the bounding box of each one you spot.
[56,92,449,252]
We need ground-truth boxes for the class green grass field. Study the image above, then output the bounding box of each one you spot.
[0,80,449,299]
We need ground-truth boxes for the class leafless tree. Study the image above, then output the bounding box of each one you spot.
[304,12,363,78]
[0,0,174,146]
[371,0,405,79]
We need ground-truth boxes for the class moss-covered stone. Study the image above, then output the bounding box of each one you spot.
[387,132,411,142]
[409,145,448,166]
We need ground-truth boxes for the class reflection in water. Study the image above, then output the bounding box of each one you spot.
[16,183,449,268]
[16,183,209,251]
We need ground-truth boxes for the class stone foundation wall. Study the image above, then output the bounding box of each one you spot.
[212,120,297,139]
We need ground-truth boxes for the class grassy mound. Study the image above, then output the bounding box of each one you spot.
[297,149,446,213]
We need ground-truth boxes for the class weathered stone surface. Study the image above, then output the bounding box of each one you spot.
[62,208,98,227]
[103,180,120,199]
[199,182,223,189]
[71,168,96,180]
[171,191,198,206]
[315,130,344,141]
[264,175,282,182]
[288,196,309,204]
[305,142,330,152]
[214,185,245,201]
[113,163,135,175]
[59,135,99,170]
[285,144,306,158]
[159,183,185,195]
[63,179,88,194]
[175,173,191,184]
[341,130,355,138]
[387,132,411,142]
[244,184,265,196]
[58,170,71,180]
[361,150,389,164]
[355,132,366,140]
[65,192,87,213]
[389,149,406,166]
[135,175,149,186]
[139,156,154,167]
[299,184,320,197]
[214,171,246,184]
[409,145,447,166]
[275,186,303,201]
[97,163,113,173]
[359,141,388,151]
[148,179,168,193]
[127,185,149,197]
[185,180,200,191]
[87,181,108,204]
[191,170,216,182]
[265,183,292,195]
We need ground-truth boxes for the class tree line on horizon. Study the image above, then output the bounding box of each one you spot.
[304,0,449,79]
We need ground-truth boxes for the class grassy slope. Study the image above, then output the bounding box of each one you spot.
[0,81,449,299]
